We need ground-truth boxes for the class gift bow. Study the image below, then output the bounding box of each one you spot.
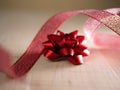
[0,8,120,78]
[43,30,89,65]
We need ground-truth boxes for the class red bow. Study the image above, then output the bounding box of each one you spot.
[43,30,90,65]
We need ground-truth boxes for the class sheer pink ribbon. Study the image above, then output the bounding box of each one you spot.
[0,8,120,78]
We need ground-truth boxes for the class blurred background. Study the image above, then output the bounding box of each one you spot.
[0,0,120,12]
[0,0,120,55]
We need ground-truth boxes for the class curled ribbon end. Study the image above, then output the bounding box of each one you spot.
[43,30,89,65]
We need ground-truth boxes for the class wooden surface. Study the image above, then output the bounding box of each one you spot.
[0,10,120,90]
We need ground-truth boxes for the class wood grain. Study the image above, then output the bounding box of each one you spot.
[0,49,120,90]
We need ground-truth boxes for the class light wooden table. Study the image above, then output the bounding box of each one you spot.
[0,10,120,90]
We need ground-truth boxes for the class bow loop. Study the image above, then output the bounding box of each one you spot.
[76,36,85,44]
[43,41,54,49]
[67,55,83,65]
[69,30,79,38]
[59,48,74,56]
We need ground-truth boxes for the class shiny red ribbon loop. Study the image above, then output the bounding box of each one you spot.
[43,30,89,65]
[0,8,120,78]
